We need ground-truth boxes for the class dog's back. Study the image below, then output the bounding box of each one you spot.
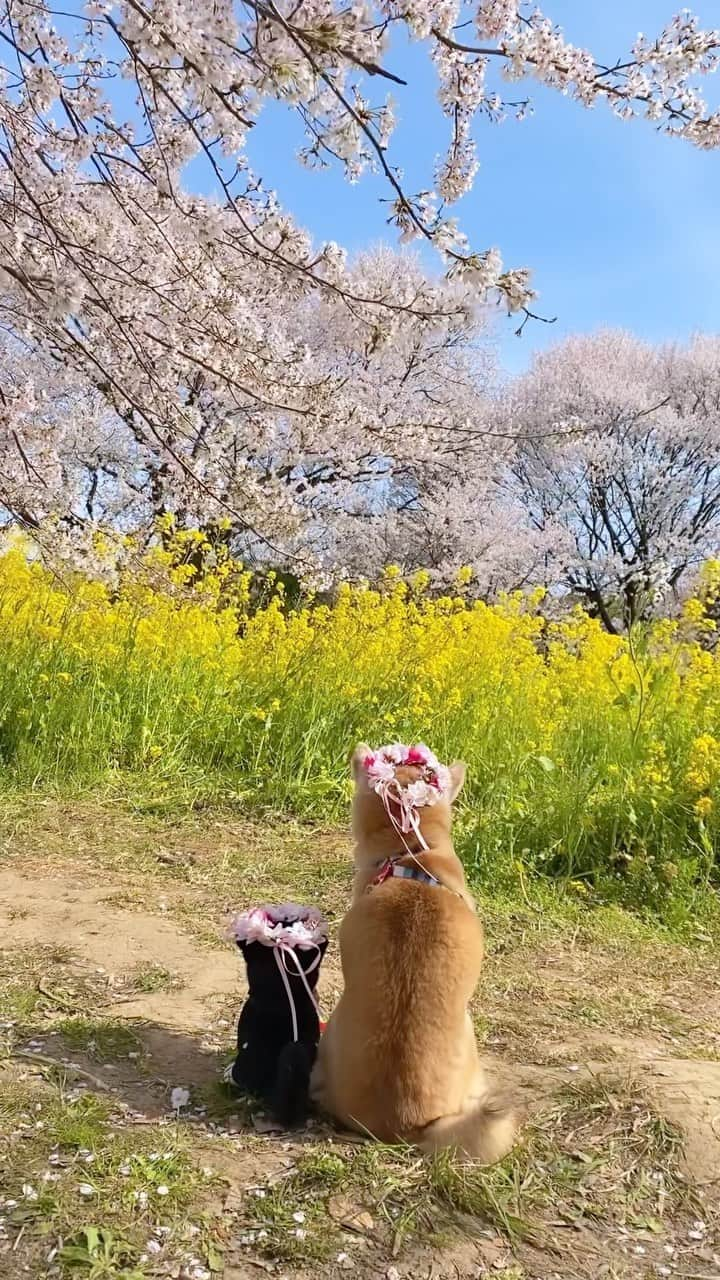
[322,874,484,1139]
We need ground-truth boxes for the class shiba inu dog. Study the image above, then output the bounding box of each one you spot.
[311,743,517,1162]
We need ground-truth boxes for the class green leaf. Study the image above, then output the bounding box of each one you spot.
[58,1244,92,1266]
[83,1226,102,1256]
[207,1244,224,1272]
[612,690,635,710]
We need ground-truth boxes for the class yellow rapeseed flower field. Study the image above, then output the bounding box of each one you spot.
[0,535,719,920]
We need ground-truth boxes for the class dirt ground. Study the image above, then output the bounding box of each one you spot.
[1,798,719,1279]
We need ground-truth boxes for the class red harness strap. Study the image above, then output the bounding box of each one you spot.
[371,858,395,886]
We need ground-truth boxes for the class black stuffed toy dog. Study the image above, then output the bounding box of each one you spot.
[226,904,328,1128]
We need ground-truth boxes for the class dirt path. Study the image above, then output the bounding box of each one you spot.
[1,800,719,1279]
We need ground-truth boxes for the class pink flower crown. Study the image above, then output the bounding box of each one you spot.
[363,742,451,808]
[227,903,328,949]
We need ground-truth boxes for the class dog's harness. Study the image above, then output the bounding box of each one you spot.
[365,752,469,904]
[368,778,454,894]
[370,856,440,890]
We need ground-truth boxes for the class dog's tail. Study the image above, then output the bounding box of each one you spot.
[271,1042,314,1129]
[414,1092,518,1164]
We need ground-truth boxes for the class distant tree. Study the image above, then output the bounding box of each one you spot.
[505,332,720,629]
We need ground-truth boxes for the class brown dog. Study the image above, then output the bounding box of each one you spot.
[310,745,516,1162]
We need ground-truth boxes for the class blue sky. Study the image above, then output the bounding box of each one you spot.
[244,2,720,374]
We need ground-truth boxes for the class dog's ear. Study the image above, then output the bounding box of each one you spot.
[448,761,466,802]
[350,743,372,782]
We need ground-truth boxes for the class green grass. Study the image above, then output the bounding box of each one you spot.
[0,946,111,1035]
[2,982,44,1023]
[238,1178,340,1263]
[0,1083,212,1278]
[194,1079,255,1125]
[54,1019,146,1064]
[58,1226,147,1279]
[118,964,184,996]
[475,872,720,948]
[5,1064,689,1276]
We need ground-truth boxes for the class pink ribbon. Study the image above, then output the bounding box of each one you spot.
[272,942,323,1043]
[375,777,430,856]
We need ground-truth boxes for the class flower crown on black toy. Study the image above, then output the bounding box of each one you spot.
[228,903,328,950]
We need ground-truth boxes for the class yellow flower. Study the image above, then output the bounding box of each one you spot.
[686,734,720,792]
[0,533,719,899]
[682,598,705,624]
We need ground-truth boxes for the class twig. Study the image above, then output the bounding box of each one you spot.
[12,1223,26,1253]
[676,1274,720,1280]
[6,1050,112,1092]
[515,306,557,338]
[516,858,538,913]
[37,977,95,1015]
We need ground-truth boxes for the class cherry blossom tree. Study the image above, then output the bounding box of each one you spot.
[0,0,719,569]
[0,244,509,579]
[504,331,720,629]
[0,334,151,532]
[325,458,558,596]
